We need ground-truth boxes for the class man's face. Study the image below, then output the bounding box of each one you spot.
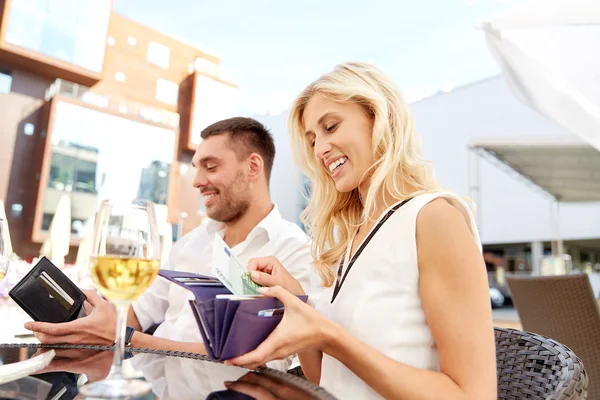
[192,134,250,223]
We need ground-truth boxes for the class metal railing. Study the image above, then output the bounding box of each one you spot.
[45,79,180,130]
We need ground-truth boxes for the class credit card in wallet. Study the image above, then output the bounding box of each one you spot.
[38,271,75,310]
[190,301,215,353]
[215,294,263,300]
[258,307,284,317]
[174,277,222,285]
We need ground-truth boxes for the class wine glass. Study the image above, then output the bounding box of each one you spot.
[79,199,161,398]
[0,218,11,283]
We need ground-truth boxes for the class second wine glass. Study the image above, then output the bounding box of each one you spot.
[0,218,11,283]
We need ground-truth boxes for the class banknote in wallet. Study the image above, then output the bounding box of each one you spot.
[211,234,262,296]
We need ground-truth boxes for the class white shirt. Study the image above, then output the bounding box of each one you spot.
[132,205,315,373]
[316,192,482,400]
[132,353,249,399]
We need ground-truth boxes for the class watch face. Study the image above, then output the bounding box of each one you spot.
[125,326,135,344]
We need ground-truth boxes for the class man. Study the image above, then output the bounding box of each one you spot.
[25,117,315,370]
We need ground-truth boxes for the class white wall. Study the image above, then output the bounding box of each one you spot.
[256,75,600,244]
[410,76,600,244]
[253,113,303,226]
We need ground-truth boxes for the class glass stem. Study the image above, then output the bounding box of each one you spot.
[107,302,129,379]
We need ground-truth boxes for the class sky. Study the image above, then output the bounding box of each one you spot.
[114,0,524,115]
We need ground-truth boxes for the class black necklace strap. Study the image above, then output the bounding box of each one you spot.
[331,198,413,303]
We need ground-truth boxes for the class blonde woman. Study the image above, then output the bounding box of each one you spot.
[225,62,497,400]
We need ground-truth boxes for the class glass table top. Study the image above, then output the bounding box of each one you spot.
[0,344,336,400]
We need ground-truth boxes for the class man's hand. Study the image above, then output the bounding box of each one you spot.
[32,348,113,383]
[24,290,117,345]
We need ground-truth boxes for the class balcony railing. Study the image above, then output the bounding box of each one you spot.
[45,79,180,130]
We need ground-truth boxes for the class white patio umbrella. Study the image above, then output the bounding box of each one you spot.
[480,1,600,269]
[161,223,173,265]
[40,195,72,268]
[481,0,600,150]
[75,216,95,270]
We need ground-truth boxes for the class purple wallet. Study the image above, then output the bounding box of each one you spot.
[158,269,307,361]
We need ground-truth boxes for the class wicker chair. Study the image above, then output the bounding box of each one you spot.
[496,327,588,399]
[287,327,587,398]
[507,274,600,399]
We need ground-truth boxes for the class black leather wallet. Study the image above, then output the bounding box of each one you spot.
[8,256,87,323]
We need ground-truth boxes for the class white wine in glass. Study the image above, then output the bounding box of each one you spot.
[0,218,11,283]
[91,256,160,302]
[79,199,161,398]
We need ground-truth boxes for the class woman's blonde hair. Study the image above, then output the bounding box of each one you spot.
[288,61,444,287]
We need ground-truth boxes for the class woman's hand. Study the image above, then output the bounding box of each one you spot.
[224,285,337,370]
[248,256,306,296]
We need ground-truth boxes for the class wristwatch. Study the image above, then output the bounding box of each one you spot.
[124,326,135,359]
[125,326,135,347]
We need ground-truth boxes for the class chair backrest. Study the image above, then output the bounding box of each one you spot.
[507,274,600,399]
[495,327,588,399]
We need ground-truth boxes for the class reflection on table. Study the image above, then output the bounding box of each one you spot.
[0,344,336,400]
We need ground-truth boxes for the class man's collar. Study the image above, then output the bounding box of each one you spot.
[252,204,281,240]
[205,204,281,240]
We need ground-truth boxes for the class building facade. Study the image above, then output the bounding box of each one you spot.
[0,0,238,259]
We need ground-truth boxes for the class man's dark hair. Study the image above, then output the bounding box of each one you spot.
[201,117,276,184]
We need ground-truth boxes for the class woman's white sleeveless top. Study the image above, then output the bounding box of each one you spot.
[315,192,481,399]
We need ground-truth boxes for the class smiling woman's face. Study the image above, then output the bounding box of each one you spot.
[303,94,375,193]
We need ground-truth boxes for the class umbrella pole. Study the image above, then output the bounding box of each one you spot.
[468,147,483,233]
[550,200,564,258]
[556,201,564,259]
[550,199,567,275]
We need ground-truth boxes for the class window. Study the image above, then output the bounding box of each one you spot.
[115,72,126,82]
[155,79,179,105]
[4,0,111,72]
[192,57,219,76]
[81,92,110,108]
[11,204,23,217]
[107,36,116,46]
[75,170,96,192]
[40,101,176,236]
[49,166,59,181]
[127,36,137,46]
[147,42,170,69]
[24,123,35,136]
[0,70,12,93]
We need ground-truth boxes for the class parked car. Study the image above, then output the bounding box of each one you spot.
[490,287,505,308]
